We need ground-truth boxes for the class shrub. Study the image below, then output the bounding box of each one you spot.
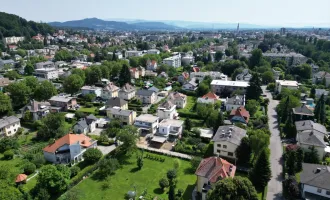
[24,162,36,175]
[83,148,103,164]
[173,159,181,169]
[70,166,80,178]
[75,111,85,119]
[159,177,169,190]
[3,150,14,160]
[85,102,93,108]
[32,154,46,168]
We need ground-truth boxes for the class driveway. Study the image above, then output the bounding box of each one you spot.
[97,144,116,155]
[263,86,284,200]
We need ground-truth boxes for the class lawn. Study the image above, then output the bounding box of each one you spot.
[78,106,98,114]
[71,152,196,200]
[178,96,196,113]
[0,154,25,181]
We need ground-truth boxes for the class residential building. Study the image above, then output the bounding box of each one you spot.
[0,116,21,137]
[0,78,11,91]
[145,70,157,77]
[148,86,160,93]
[262,52,308,66]
[73,115,98,134]
[34,68,59,80]
[315,89,329,99]
[292,104,314,121]
[134,114,159,134]
[211,80,249,95]
[0,59,15,69]
[43,133,97,164]
[101,82,119,100]
[3,36,25,45]
[81,86,102,97]
[190,71,227,82]
[229,106,250,124]
[48,95,77,111]
[275,80,299,93]
[311,63,319,74]
[125,50,143,58]
[182,79,198,91]
[212,125,247,159]
[272,68,282,80]
[158,72,168,79]
[163,54,181,68]
[313,71,330,86]
[178,72,189,84]
[106,97,128,110]
[106,107,136,125]
[157,100,178,120]
[181,55,194,65]
[146,60,158,71]
[197,92,220,104]
[21,100,51,121]
[130,68,139,79]
[195,157,236,200]
[147,49,160,54]
[235,69,252,82]
[168,92,187,109]
[300,163,330,199]
[136,89,157,104]
[118,83,136,100]
[35,61,55,69]
[158,119,183,138]
[225,95,245,111]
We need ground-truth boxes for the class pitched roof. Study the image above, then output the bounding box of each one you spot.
[43,134,95,153]
[195,157,236,183]
[168,92,186,101]
[181,72,189,79]
[212,125,247,145]
[107,107,135,116]
[136,89,155,96]
[106,97,128,107]
[301,163,330,190]
[192,67,200,72]
[202,92,219,100]
[158,100,175,110]
[0,116,20,129]
[292,105,314,116]
[229,106,250,123]
[120,83,135,93]
[15,174,27,183]
[103,82,119,92]
[297,130,327,147]
[295,120,326,134]
[226,95,245,105]
[148,86,160,93]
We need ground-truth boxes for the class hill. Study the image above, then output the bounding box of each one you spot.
[0,12,54,39]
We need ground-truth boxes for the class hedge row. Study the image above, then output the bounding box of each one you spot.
[177,111,201,119]
[69,163,98,187]
[179,89,196,97]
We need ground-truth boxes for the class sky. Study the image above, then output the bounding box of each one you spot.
[1,0,330,27]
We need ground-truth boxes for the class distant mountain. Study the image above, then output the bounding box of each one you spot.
[48,18,181,30]
[0,12,54,38]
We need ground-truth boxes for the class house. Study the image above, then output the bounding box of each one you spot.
[168,92,187,109]
[190,72,227,82]
[195,157,236,200]
[43,133,97,164]
[21,100,51,121]
[106,107,136,125]
[3,36,25,45]
[134,114,159,134]
[163,54,181,68]
[35,61,55,69]
[73,115,98,134]
[178,72,189,84]
[118,83,136,100]
[125,50,143,58]
[211,80,249,95]
[235,69,252,82]
[0,59,15,69]
[148,86,160,93]
[275,80,299,93]
[0,116,21,137]
[229,106,250,124]
[147,49,160,54]
[106,97,128,110]
[313,71,330,86]
[157,100,178,120]
[272,68,281,80]
[158,119,183,138]
[292,104,314,121]
[315,89,329,99]
[182,79,198,91]
[197,92,220,104]
[0,78,11,91]
[300,163,330,199]
[146,60,158,71]
[311,63,319,74]
[158,72,168,79]
[101,82,119,100]
[130,68,140,79]
[212,125,247,159]
[81,86,102,97]
[34,68,59,80]
[295,120,327,135]
[136,89,157,104]
[48,95,77,111]
[145,70,158,77]
[225,95,245,111]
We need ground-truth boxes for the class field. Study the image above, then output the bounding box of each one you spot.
[71,152,196,200]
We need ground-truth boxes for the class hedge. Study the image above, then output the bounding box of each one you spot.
[179,89,196,97]
[69,163,98,187]
[177,111,201,119]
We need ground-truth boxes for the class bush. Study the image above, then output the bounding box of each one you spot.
[24,162,36,175]
[32,154,46,168]
[0,137,19,153]
[83,148,103,164]
[85,103,93,108]
[70,166,81,178]
[159,177,169,190]
[75,111,85,119]
[3,150,14,160]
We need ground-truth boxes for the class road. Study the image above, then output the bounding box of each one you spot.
[263,86,284,200]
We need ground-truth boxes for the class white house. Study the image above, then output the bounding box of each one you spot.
[300,163,330,199]
[167,92,187,109]
[0,116,21,137]
[81,86,102,97]
[190,72,227,82]
[73,115,99,134]
[182,79,198,91]
[158,119,183,137]
[126,50,143,58]
[147,49,160,54]
[134,114,159,134]
[157,100,178,120]
[212,125,247,159]
[119,83,136,100]
[225,95,245,111]
[275,80,299,93]
[101,82,119,100]
[211,80,249,95]
[163,54,181,68]
[235,69,252,82]
[34,68,59,80]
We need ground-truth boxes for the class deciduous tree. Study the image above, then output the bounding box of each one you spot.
[63,74,84,95]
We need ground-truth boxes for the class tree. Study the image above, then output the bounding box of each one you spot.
[5,71,20,80]
[296,148,304,172]
[245,100,260,116]
[196,82,210,97]
[6,81,31,109]
[116,126,138,155]
[261,71,274,84]
[283,111,296,139]
[23,162,36,175]
[63,74,84,95]
[118,64,131,86]
[83,148,102,164]
[206,110,220,132]
[286,150,297,175]
[0,137,19,153]
[283,176,300,199]
[24,63,34,75]
[71,68,86,82]
[159,178,169,190]
[249,130,270,161]
[235,137,251,167]
[215,51,223,61]
[190,157,202,170]
[249,49,263,69]
[98,158,120,177]
[250,148,271,190]
[167,169,177,184]
[3,150,14,160]
[37,113,66,140]
[208,177,258,200]
[304,146,320,164]
[246,73,262,100]
[112,51,117,61]
[56,164,71,179]
[137,154,144,170]
[278,95,300,123]
[0,92,12,117]
[25,76,39,92]
[36,165,70,195]
[310,87,316,99]
[70,166,80,178]
[168,185,176,200]
[0,184,23,200]
[34,81,57,101]
[314,94,326,124]
[184,118,192,131]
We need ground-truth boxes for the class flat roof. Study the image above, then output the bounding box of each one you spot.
[211,80,249,87]
[151,136,167,143]
[276,80,299,86]
[199,128,214,139]
[135,114,159,123]
[159,119,184,127]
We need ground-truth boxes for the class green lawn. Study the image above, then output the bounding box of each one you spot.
[0,154,25,181]
[78,106,98,114]
[178,96,196,113]
[71,153,196,200]
[24,174,38,192]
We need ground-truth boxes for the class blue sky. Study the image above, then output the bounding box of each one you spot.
[1,0,330,26]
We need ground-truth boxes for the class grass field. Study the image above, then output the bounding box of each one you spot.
[78,106,98,114]
[71,152,196,200]
[178,96,196,113]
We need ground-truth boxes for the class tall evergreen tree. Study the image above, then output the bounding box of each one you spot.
[304,146,320,164]
[310,87,316,99]
[283,111,296,138]
[168,185,175,200]
[246,73,262,100]
[281,96,290,123]
[314,94,326,124]
[118,64,131,86]
[235,137,252,167]
[184,118,192,131]
[112,51,117,61]
[286,150,296,175]
[296,148,304,172]
[250,148,272,190]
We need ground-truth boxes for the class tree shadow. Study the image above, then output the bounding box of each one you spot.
[183,167,195,175]
[153,188,164,195]
[130,167,139,173]
[182,184,196,200]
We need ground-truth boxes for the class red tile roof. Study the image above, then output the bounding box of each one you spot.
[182,72,189,79]
[230,106,250,123]
[192,67,200,72]
[15,174,27,183]
[202,92,219,100]
[195,157,236,183]
[43,134,94,153]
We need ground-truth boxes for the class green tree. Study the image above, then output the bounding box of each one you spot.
[25,76,39,92]
[245,100,260,116]
[286,149,296,175]
[137,154,144,170]
[246,73,262,100]
[215,51,223,61]
[261,71,274,84]
[0,184,23,200]
[250,148,271,190]
[37,113,66,140]
[159,177,169,190]
[208,177,258,200]
[55,49,72,61]
[83,148,102,164]
[184,118,192,131]
[63,74,84,95]
[168,185,176,200]
[118,64,131,86]
[304,146,320,164]
[249,130,270,161]
[196,83,210,97]
[283,111,296,139]
[116,126,138,155]
[277,95,300,123]
[98,158,120,178]
[24,63,34,75]
[296,148,304,172]
[5,71,20,80]
[167,169,177,184]
[190,157,202,170]
[23,162,36,175]
[249,49,263,69]
[34,81,57,101]
[6,81,31,109]
[0,92,12,117]
[314,94,326,124]
[71,68,86,83]
[310,87,316,99]
[235,137,251,167]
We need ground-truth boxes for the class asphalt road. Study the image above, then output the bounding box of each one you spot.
[263,86,284,200]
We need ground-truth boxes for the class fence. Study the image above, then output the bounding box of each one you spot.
[137,145,192,160]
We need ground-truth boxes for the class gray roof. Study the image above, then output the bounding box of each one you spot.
[136,89,155,97]
[49,95,74,103]
[212,125,247,145]
[106,97,127,107]
[297,130,327,147]
[135,114,159,123]
[158,100,175,110]
[227,95,245,105]
[292,105,314,116]
[295,120,327,134]
[107,107,135,116]
[74,118,88,129]
[301,163,330,190]
[0,59,15,65]
[120,83,135,93]
[0,116,20,129]
[148,86,160,93]
[315,89,329,97]
[86,114,98,121]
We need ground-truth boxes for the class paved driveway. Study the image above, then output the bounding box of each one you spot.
[97,144,116,155]
[263,86,284,200]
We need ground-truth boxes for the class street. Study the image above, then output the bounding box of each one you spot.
[263,86,284,200]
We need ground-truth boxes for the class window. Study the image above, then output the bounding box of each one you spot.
[228,152,234,157]
[217,144,221,148]
[317,188,322,193]
[326,191,330,195]
[217,150,221,153]
[223,145,227,149]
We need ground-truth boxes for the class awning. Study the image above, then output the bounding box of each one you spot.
[151,136,167,143]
